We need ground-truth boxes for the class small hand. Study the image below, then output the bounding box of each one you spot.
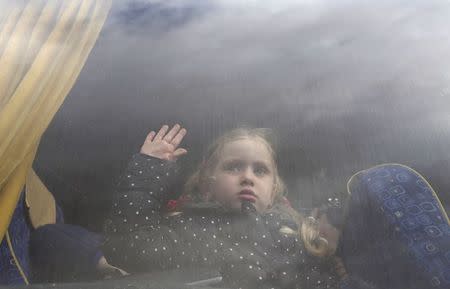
[332,256,348,280]
[312,208,340,255]
[140,124,188,161]
[96,256,129,278]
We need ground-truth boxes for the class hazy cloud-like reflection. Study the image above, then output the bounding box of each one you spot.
[30,0,450,228]
[112,0,214,32]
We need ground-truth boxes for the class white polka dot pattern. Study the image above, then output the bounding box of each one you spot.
[103,154,340,289]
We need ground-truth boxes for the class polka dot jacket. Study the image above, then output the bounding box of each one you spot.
[103,154,353,289]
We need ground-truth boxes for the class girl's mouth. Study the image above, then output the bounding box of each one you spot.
[238,190,257,202]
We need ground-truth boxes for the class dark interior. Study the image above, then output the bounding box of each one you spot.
[23,0,450,287]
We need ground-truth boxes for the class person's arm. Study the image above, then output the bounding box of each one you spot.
[30,223,105,282]
[103,124,188,272]
[105,152,180,232]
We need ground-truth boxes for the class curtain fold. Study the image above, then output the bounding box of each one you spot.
[0,0,111,242]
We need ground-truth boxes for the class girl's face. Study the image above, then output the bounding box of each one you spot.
[206,137,276,212]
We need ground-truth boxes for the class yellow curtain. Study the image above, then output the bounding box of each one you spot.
[0,0,111,242]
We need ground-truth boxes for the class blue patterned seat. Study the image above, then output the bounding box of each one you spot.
[339,164,450,289]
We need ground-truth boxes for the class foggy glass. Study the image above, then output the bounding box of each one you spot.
[3,0,450,287]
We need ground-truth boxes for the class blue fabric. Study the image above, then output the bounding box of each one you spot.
[0,190,104,284]
[0,192,31,285]
[339,164,450,289]
[30,223,103,282]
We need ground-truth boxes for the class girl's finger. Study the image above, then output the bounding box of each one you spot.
[171,128,187,147]
[163,124,181,142]
[145,131,156,142]
[173,148,188,158]
[154,125,169,141]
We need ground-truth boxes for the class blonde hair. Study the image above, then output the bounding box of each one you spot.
[183,127,332,257]
[184,127,286,202]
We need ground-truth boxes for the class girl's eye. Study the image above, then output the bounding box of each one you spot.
[254,165,269,176]
[224,162,243,173]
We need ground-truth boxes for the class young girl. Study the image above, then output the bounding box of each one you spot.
[102,124,348,289]
[103,124,449,289]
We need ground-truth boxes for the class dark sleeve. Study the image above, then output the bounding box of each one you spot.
[102,153,184,272]
[29,224,103,283]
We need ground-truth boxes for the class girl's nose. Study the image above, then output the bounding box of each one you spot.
[240,168,255,185]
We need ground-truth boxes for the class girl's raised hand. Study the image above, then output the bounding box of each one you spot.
[140,124,188,161]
